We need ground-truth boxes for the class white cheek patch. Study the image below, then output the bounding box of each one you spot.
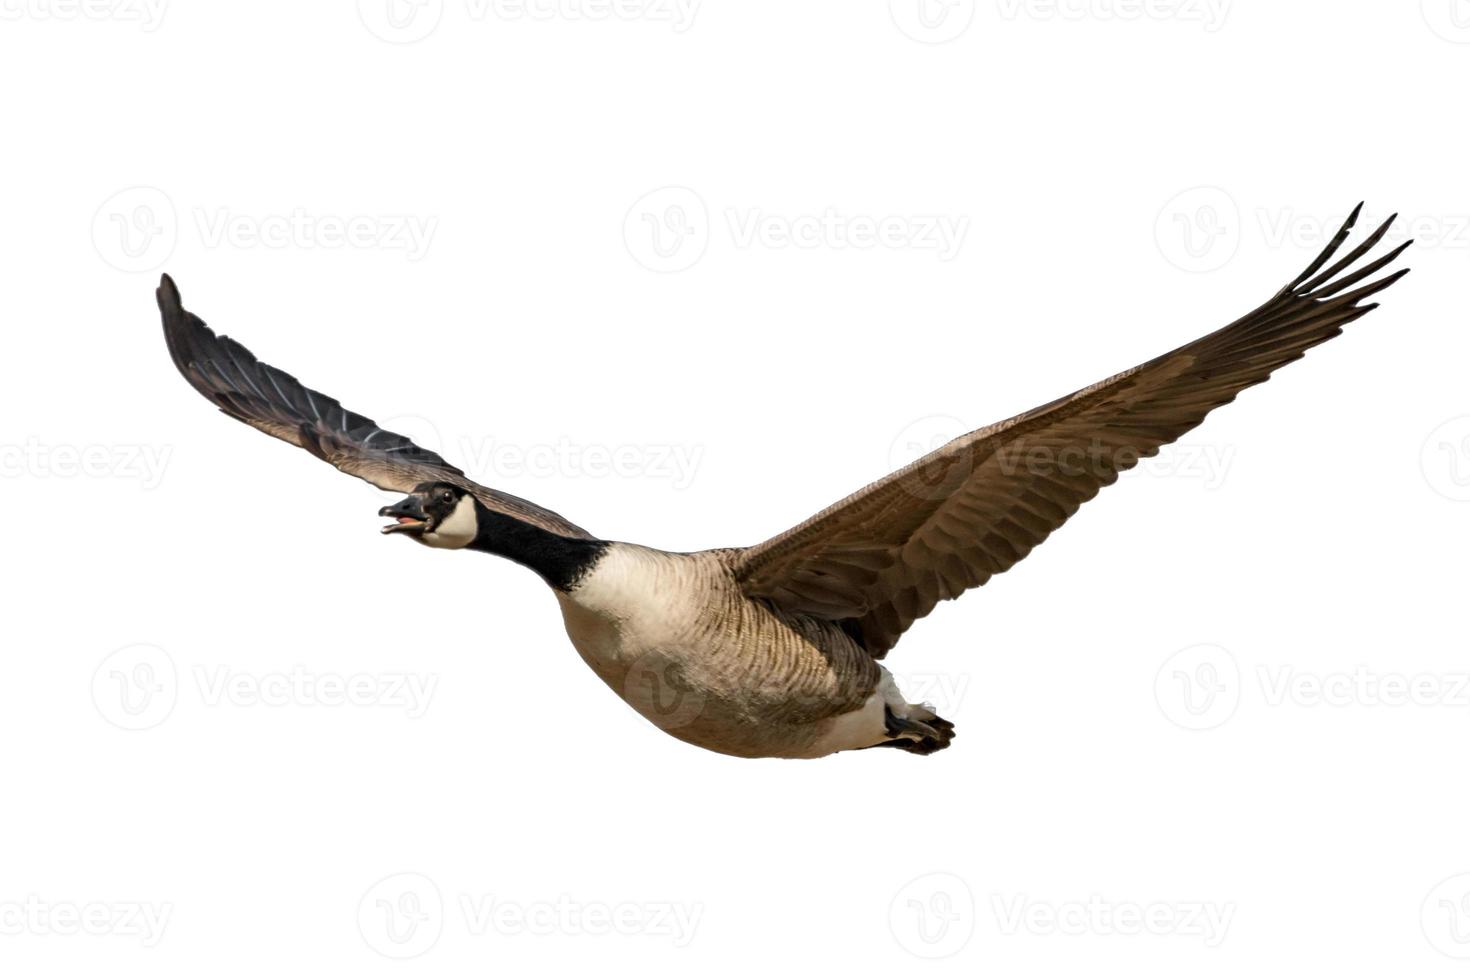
[421,495,478,549]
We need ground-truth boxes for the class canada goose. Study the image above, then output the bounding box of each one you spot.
[157,204,1409,759]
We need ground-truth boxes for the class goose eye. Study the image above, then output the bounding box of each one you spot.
[440,490,455,503]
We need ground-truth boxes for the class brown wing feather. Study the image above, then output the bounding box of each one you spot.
[732,204,1411,657]
[156,275,592,538]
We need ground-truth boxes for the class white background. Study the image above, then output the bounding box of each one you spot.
[2,0,1468,976]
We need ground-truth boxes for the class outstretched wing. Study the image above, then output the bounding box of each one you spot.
[157,274,592,538]
[732,204,1411,657]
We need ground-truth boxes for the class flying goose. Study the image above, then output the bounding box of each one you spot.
[157,204,1410,758]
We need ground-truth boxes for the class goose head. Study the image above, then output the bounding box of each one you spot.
[379,482,480,549]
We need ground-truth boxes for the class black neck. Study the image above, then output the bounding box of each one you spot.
[466,502,608,592]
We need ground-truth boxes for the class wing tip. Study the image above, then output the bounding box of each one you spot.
[156,272,181,315]
[1293,204,1413,303]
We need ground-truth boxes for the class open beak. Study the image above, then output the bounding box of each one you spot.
[379,495,431,535]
